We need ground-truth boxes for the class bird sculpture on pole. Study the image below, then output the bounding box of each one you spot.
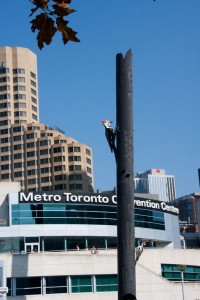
[102,120,117,161]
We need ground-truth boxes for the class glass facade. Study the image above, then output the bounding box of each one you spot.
[71,276,92,293]
[7,274,117,297]
[46,276,68,294]
[11,203,165,230]
[161,264,200,282]
[96,275,117,292]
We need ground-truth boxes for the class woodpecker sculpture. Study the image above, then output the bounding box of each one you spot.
[102,120,117,160]
[135,244,144,265]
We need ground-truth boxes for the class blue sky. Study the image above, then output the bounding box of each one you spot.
[1,0,200,197]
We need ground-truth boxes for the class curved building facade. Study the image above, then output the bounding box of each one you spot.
[0,183,180,254]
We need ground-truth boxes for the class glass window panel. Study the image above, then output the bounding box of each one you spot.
[46,276,67,294]
[7,278,11,297]
[96,275,118,292]
[161,264,200,282]
[44,237,65,251]
[16,277,41,296]
[71,276,92,293]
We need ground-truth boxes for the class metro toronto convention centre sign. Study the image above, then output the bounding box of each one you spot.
[19,192,179,215]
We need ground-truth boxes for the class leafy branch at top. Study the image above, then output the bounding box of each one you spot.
[29,0,80,50]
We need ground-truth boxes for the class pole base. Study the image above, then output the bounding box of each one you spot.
[123,293,137,300]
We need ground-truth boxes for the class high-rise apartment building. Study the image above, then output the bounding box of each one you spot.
[0,46,94,192]
[134,169,176,202]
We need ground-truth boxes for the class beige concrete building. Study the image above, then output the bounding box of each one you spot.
[0,47,94,192]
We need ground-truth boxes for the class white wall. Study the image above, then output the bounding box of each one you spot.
[1,248,200,300]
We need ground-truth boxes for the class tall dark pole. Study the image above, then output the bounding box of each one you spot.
[116,49,136,300]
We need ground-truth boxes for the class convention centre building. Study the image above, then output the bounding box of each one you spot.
[0,182,200,300]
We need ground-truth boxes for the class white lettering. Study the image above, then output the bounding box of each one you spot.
[34,194,42,201]
[54,195,61,201]
[20,192,33,202]
[112,195,117,204]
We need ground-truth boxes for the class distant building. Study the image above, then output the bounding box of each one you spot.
[172,193,200,248]
[134,169,176,202]
[0,46,94,192]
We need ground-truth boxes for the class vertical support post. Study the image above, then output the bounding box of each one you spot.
[116,49,136,300]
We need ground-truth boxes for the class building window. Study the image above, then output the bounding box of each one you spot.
[0,111,11,117]
[31,96,37,104]
[27,160,36,166]
[13,77,25,83]
[86,158,91,165]
[14,111,26,117]
[71,276,92,293]
[16,277,41,296]
[53,147,65,153]
[0,85,10,91]
[40,149,51,155]
[13,85,26,91]
[13,68,25,74]
[30,71,36,79]
[32,114,38,120]
[87,167,92,174]
[0,76,10,83]
[26,142,36,148]
[27,169,37,176]
[1,155,10,161]
[0,102,10,108]
[14,153,24,159]
[0,67,9,74]
[13,126,24,132]
[1,173,10,179]
[69,184,83,190]
[1,137,10,143]
[69,174,82,181]
[0,120,11,126]
[0,93,10,100]
[54,165,66,172]
[86,148,91,155]
[96,275,118,292]
[41,176,51,183]
[69,165,82,171]
[40,140,51,146]
[68,156,81,162]
[14,94,26,100]
[26,133,37,139]
[135,209,165,230]
[31,88,37,95]
[46,276,68,294]
[55,184,66,190]
[40,158,50,164]
[55,174,66,181]
[28,178,37,185]
[13,144,22,150]
[13,136,22,142]
[54,156,65,162]
[41,167,51,174]
[27,151,36,157]
[14,102,26,108]
[68,146,81,153]
[31,80,36,87]
[32,105,37,112]
[0,128,9,134]
[1,146,10,152]
[14,171,23,178]
[1,164,9,170]
[14,162,24,168]
[161,264,200,282]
